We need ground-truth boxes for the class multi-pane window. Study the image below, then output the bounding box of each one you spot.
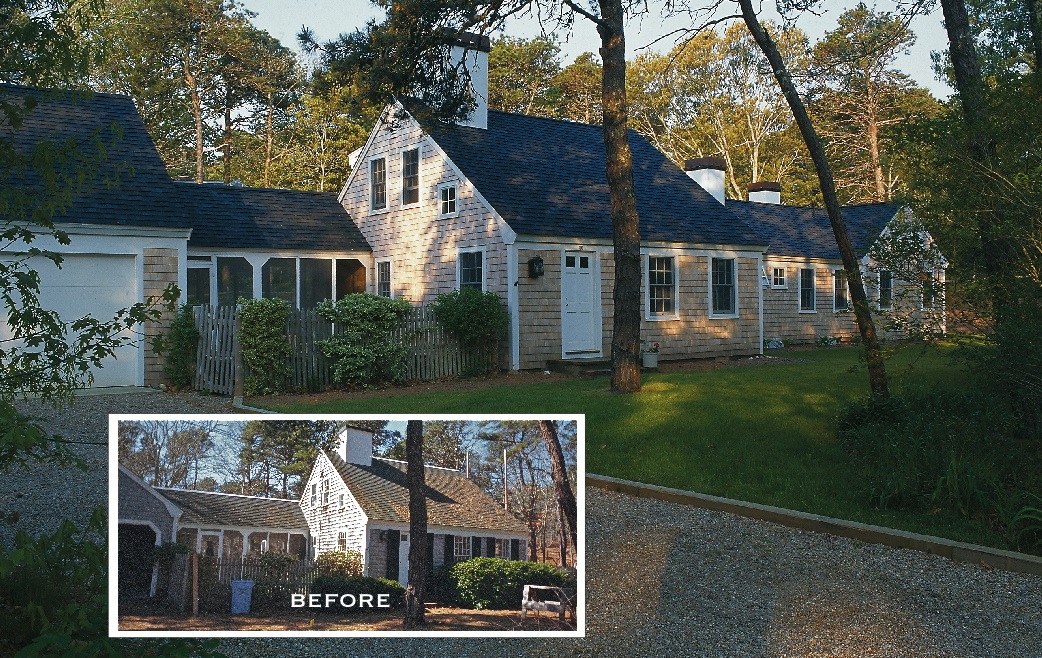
[370,157,386,210]
[310,483,317,507]
[337,532,347,552]
[376,261,391,298]
[878,270,893,310]
[402,148,420,205]
[439,183,457,216]
[459,251,483,290]
[217,257,253,306]
[833,270,850,311]
[338,492,345,509]
[799,268,816,311]
[772,266,786,288]
[647,256,675,317]
[454,535,471,558]
[710,257,736,315]
[320,478,329,505]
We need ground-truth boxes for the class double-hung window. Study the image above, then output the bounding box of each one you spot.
[878,270,893,310]
[647,256,676,318]
[922,270,940,309]
[370,157,387,210]
[710,257,736,316]
[401,148,420,206]
[454,536,471,560]
[833,269,850,311]
[376,260,392,298]
[458,250,483,290]
[799,268,816,312]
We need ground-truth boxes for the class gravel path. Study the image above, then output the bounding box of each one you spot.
[3,392,1041,657]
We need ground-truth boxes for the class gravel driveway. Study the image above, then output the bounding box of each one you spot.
[3,391,1041,657]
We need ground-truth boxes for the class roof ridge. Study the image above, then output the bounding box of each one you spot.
[486,108,601,130]
[154,486,298,502]
[373,456,464,474]
[172,180,337,196]
[0,82,132,102]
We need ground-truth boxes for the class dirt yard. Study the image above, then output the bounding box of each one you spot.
[118,604,574,632]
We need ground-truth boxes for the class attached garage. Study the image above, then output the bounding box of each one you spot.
[33,252,140,387]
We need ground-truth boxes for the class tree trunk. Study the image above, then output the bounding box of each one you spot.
[868,114,885,200]
[1026,0,1042,73]
[264,91,275,187]
[597,0,642,394]
[403,420,427,629]
[223,89,233,184]
[538,420,577,552]
[557,499,569,567]
[738,0,889,398]
[185,64,204,184]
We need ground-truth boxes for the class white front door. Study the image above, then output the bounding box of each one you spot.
[561,250,600,356]
[398,533,410,587]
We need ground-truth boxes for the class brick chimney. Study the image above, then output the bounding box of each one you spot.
[685,157,726,205]
[337,425,373,467]
[449,32,491,130]
[748,181,782,204]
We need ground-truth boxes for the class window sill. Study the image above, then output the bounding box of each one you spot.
[437,212,460,220]
[368,207,391,216]
[645,313,679,322]
[709,313,739,320]
[770,285,788,290]
[400,202,421,210]
[798,309,817,314]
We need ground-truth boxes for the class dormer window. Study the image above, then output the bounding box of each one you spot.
[439,183,458,217]
[402,148,420,206]
[370,157,387,210]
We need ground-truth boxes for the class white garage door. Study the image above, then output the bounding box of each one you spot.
[33,253,141,387]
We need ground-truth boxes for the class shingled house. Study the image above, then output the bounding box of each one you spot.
[1,84,371,387]
[116,463,309,598]
[300,426,530,587]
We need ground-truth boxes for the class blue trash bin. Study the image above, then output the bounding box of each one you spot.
[230,579,255,614]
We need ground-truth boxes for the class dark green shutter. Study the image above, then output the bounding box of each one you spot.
[485,537,495,557]
[471,535,480,558]
[386,530,400,580]
[510,538,520,560]
[444,534,454,565]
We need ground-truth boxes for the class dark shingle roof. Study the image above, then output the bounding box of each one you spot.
[424,111,763,247]
[157,488,307,530]
[326,451,528,534]
[175,182,371,252]
[728,200,899,260]
[1,84,193,229]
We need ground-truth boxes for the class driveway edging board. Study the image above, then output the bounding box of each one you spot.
[586,473,1042,577]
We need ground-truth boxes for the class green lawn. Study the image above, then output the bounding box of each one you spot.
[266,344,1001,548]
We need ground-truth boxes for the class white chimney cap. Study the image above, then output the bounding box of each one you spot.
[338,426,373,467]
[748,181,782,205]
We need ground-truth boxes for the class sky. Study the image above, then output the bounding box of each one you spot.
[240,0,953,98]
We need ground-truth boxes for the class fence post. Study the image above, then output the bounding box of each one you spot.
[191,552,199,617]
[232,309,244,404]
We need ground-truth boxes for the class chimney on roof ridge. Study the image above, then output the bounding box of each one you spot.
[685,157,726,205]
[748,181,782,205]
[337,426,374,467]
[448,31,491,130]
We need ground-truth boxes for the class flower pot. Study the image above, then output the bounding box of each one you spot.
[642,352,658,368]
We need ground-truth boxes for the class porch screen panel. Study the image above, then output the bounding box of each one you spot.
[262,258,297,306]
[335,259,366,298]
[187,267,210,306]
[217,257,252,306]
[300,258,333,308]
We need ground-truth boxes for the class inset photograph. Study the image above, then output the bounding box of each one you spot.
[110,415,583,637]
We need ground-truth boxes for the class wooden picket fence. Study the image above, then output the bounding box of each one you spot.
[193,304,498,395]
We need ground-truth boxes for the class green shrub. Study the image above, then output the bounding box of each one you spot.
[314,550,363,578]
[307,575,405,612]
[838,389,1027,518]
[151,304,200,389]
[446,558,567,610]
[315,294,412,387]
[430,288,508,374]
[239,297,291,395]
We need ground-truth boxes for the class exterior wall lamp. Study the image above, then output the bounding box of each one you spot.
[527,256,544,278]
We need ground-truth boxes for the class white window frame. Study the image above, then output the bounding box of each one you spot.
[375,258,393,298]
[310,482,317,507]
[833,268,851,312]
[708,256,738,318]
[877,269,894,310]
[456,247,486,292]
[921,269,940,310]
[400,147,421,208]
[644,253,679,321]
[438,182,459,218]
[320,477,329,505]
[369,156,387,212]
[771,265,787,289]
[454,535,471,558]
[337,531,347,552]
[798,267,817,313]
